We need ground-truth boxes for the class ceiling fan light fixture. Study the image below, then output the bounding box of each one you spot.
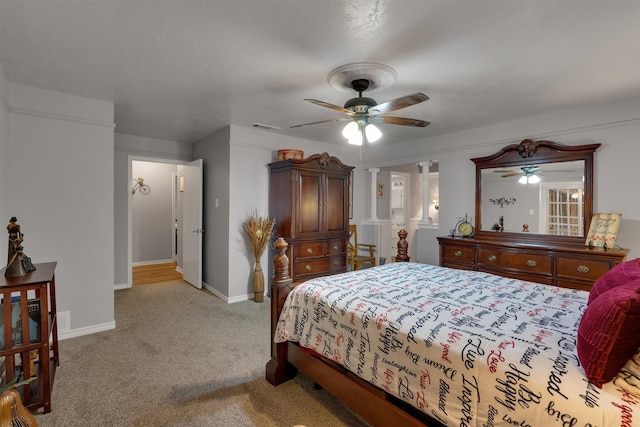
[347,132,363,146]
[519,174,541,184]
[342,121,359,139]
[365,123,382,142]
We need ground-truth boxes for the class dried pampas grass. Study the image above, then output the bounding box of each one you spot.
[243,211,275,260]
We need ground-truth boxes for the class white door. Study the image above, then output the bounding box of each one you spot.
[182,159,203,288]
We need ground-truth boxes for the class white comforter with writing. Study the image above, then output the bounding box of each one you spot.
[274,262,638,427]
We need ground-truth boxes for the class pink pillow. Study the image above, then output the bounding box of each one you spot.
[588,258,640,305]
[578,279,640,387]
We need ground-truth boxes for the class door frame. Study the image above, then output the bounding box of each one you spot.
[127,155,186,288]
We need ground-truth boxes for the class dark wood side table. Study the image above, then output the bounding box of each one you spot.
[0,262,59,413]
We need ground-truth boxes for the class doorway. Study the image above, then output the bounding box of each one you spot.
[390,173,409,258]
[128,157,183,287]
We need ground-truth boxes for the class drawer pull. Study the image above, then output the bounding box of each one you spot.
[333,245,339,250]
[527,260,537,267]
[334,261,340,266]
[307,248,314,254]
[305,265,312,271]
[454,250,462,257]
[488,255,497,262]
[577,265,590,274]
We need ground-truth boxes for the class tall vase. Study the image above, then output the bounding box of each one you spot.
[253,259,265,302]
[0,390,37,427]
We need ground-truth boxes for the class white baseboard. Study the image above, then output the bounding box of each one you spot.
[202,282,265,304]
[58,320,116,341]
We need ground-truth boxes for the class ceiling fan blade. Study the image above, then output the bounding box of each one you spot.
[305,99,354,115]
[501,172,522,177]
[379,115,430,127]
[369,93,429,115]
[290,117,350,128]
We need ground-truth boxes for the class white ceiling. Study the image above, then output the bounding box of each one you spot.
[1,1,639,146]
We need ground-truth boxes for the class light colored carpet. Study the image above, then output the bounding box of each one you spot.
[34,280,370,427]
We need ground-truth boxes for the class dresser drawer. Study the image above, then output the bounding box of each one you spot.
[441,244,475,264]
[294,258,332,276]
[478,248,552,275]
[326,239,346,255]
[328,254,347,271]
[556,257,611,281]
[295,243,325,258]
[294,256,346,278]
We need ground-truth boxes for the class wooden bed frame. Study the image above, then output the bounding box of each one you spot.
[265,234,436,427]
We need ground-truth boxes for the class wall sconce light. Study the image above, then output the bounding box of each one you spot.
[433,199,439,210]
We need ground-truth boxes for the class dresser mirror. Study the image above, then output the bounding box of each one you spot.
[472,139,601,245]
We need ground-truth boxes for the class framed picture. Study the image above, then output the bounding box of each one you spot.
[377,182,384,199]
[585,213,622,248]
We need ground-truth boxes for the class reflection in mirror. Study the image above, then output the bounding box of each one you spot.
[472,139,600,246]
[481,160,585,235]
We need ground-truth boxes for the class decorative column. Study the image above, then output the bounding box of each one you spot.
[418,161,432,226]
[368,168,380,222]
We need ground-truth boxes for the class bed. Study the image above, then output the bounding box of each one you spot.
[266,236,640,426]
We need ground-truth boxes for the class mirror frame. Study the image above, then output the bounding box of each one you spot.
[471,139,601,246]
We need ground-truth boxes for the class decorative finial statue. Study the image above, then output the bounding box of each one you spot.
[5,217,36,277]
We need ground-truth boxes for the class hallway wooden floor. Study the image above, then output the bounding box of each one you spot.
[133,261,183,285]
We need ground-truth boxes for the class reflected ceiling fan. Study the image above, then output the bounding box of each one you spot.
[494,165,577,184]
[290,77,430,145]
[494,165,540,178]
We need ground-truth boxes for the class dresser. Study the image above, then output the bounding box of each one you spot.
[269,153,354,284]
[438,237,629,291]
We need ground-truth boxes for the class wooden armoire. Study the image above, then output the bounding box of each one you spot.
[268,152,354,284]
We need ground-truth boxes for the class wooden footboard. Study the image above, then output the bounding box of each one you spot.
[265,237,435,427]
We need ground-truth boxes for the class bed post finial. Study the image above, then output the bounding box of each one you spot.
[273,237,290,281]
[394,229,411,262]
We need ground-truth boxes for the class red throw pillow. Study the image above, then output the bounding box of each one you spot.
[578,279,640,387]
[588,258,640,305]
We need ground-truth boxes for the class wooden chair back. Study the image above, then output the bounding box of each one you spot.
[348,224,376,270]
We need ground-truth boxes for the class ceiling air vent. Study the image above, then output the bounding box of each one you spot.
[253,123,281,130]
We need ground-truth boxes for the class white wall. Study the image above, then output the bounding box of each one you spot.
[363,97,640,264]
[192,127,231,297]
[8,83,116,337]
[0,64,11,256]
[193,125,360,302]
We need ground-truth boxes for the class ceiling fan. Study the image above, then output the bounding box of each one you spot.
[494,165,540,178]
[290,78,430,145]
[491,165,544,184]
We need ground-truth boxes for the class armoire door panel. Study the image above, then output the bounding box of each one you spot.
[297,173,323,235]
[326,175,347,234]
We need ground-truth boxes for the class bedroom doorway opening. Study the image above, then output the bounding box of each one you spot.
[127,156,203,288]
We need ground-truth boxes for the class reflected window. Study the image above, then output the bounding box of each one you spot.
[542,183,583,236]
